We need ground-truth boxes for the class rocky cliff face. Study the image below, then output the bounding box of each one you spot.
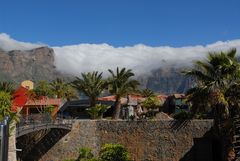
[0,47,63,82]
[138,67,193,94]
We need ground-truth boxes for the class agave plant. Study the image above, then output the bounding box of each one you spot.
[86,104,110,119]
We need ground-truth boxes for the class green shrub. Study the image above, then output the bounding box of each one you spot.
[80,159,99,161]
[77,147,99,161]
[0,91,12,121]
[43,105,55,114]
[78,147,94,159]
[98,143,132,161]
[63,159,76,161]
[86,104,110,119]
[141,96,161,110]
[64,144,131,161]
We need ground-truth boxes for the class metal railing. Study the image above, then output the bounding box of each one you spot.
[16,114,72,137]
[0,117,10,161]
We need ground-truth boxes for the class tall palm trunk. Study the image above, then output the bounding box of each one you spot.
[112,97,121,119]
[89,97,96,107]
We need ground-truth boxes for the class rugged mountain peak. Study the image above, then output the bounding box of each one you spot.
[0,46,62,82]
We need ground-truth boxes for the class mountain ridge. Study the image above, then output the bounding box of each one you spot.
[0,47,192,94]
[0,46,64,82]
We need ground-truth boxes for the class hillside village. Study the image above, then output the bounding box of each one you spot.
[0,49,240,161]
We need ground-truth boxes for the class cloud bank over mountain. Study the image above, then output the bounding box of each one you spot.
[0,33,44,51]
[1,33,240,76]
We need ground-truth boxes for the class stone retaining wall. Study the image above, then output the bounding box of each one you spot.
[39,120,214,161]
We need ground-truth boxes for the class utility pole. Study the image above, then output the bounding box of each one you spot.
[0,117,10,161]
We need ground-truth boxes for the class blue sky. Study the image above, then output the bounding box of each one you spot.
[0,0,240,47]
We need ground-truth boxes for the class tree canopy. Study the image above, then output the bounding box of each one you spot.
[184,48,240,120]
[108,67,139,119]
[72,71,106,107]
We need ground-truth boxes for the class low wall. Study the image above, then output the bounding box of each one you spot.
[39,119,214,161]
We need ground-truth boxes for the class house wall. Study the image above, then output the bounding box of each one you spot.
[38,119,214,161]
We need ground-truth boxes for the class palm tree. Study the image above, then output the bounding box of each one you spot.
[47,79,78,101]
[50,78,66,98]
[225,80,240,116]
[34,80,54,97]
[184,48,240,117]
[0,91,13,120]
[64,84,78,101]
[183,49,240,160]
[72,71,106,107]
[141,88,155,97]
[185,86,210,115]
[0,81,15,94]
[108,67,139,119]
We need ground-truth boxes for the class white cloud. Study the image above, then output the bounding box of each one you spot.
[52,41,240,76]
[0,33,44,51]
[1,33,240,76]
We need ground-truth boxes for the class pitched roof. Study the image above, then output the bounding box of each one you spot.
[26,98,61,106]
[98,94,167,105]
[11,85,61,112]
[173,94,185,99]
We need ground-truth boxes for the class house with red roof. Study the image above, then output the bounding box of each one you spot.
[11,80,61,117]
